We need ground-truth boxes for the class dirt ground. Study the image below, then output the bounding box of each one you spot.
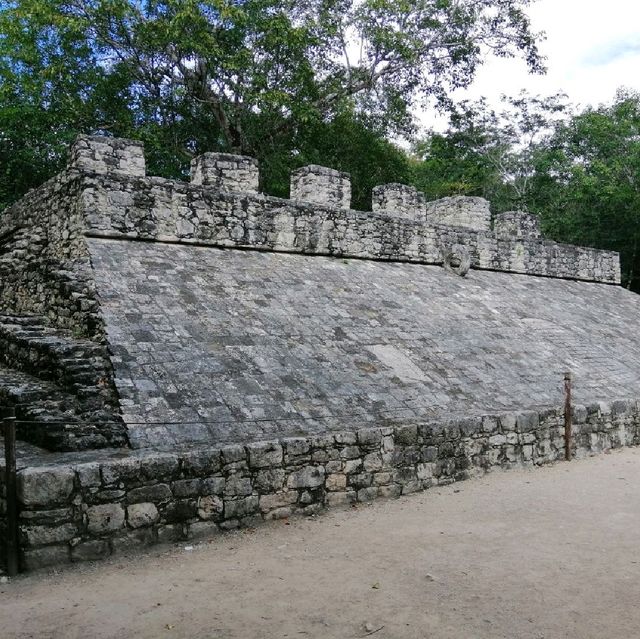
[2,448,640,639]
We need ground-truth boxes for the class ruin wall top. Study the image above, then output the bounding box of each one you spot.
[5,135,622,286]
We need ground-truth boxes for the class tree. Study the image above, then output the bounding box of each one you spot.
[412,91,569,209]
[0,0,544,210]
[530,90,640,289]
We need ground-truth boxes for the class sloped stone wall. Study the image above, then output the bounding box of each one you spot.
[5,398,639,571]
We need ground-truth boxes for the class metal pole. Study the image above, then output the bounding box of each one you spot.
[3,406,19,576]
[564,372,572,462]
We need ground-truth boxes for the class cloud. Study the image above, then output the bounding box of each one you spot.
[584,37,640,66]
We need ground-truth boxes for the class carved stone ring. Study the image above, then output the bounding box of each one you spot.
[442,244,471,277]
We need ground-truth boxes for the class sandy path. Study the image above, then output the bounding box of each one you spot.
[2,448,640,639]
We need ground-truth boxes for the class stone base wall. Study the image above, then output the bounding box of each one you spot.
[4,398,638,571]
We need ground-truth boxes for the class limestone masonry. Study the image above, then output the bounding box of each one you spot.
[0,135,638,571]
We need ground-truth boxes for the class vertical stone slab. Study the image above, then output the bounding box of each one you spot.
[190,153,259,193]
[70,135,146,177]
[290,165,351,209]
[426,196,491,232]
[371,184,426,221]
[494,211,542,240]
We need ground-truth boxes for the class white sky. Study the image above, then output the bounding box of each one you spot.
[421,0,640,131]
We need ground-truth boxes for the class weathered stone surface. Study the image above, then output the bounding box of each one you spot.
[427,196,491,231]
[325,474,347,492]
[191,153,259,192]
[224,475,252,497]
[20,523,78,547]
[247,442,283,469]
[287,466,325,489]
[18,467,75,507]
[290,165,351,209]
[171,479,201,498]
[87,504,125,534]
[259,491,298,512]
[127,484,172,504]
[225,496,259,519]
[197,495,224,520]
[254,469,286,492]
[127,502,159,529]
[189,521,220,540]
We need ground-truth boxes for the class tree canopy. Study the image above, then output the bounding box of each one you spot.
[0,0,544,208]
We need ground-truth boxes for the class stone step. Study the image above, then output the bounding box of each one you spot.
[0,314,119,408]
[0,365,128,451]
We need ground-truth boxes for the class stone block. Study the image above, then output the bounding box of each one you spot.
[190,152,259,192]
[197,495,224,520]
[363,453,383,472]
[224,496,259,519]
[87,503,125,534]
[372,183,426,221]
[171,479,202,498]
[290,165,351,209]
[224,475,252,497]
[20,508,73,526]
[127,483,172,504]
[247,441,283,468]
[357,487,378,502]
[287,465,325,489]
[181,449,222,476]
[20,523,78,548]
[70,135,145,177]
[127,502,159,528]
[494,211,542,240]
[201,477,225,495]
[18,466,75,507]
[189,521,220,540]
[426,196,491,231]
[325,473,347,492]
[254,468,286,492]
[259,491,298,513]
[74,463,101,488]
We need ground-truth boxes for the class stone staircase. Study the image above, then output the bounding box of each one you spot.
[0,314,128,451]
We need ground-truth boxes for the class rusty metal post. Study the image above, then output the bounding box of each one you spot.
[564,372,572,462]
[3,406,19,576]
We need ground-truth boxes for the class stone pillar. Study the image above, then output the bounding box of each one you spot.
[494,211,542,240]
[69,135,146,177]
[290,165,351,209]
[371,183,426,221]
[190,153,259,193]
[426,196,491,232]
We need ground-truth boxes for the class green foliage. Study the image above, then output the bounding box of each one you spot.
[531,90,640,289]
[0,0,542,210]
[411,92,570,210]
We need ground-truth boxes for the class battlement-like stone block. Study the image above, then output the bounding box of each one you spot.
[70,135,145,178]
[372,184,426,221]
[290,165,351,209]
[494,211,542,240]
[426,196,491,232]
[190,153,259,192]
